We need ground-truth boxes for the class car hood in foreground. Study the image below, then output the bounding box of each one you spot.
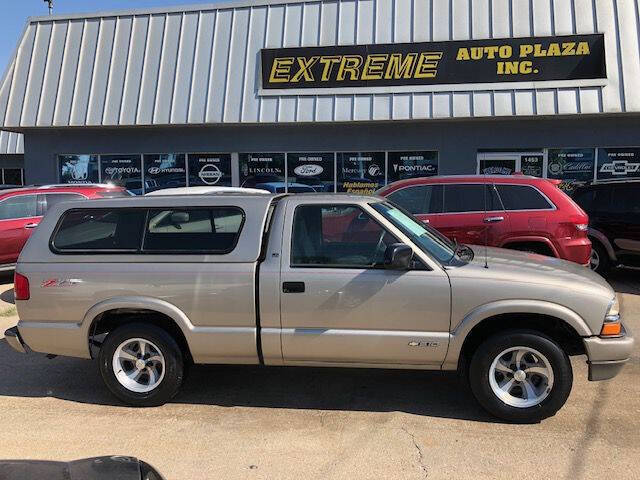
[445,245,615,334]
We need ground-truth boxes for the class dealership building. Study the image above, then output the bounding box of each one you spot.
[0,0,639,194]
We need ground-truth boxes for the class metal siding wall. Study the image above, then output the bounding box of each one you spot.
[0,132,24,155]
[1,0,639,127]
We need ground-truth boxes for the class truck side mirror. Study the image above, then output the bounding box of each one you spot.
[384,243,413,270]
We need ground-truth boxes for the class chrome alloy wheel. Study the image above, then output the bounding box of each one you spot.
[590,248,600,270]
[112,338,165,393]
[488,346,554,408]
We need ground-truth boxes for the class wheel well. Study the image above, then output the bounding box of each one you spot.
[89,309,192,362]
[504,241,555,257]
[458,313,585,372]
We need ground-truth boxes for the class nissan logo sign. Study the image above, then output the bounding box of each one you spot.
[199,164,223,185]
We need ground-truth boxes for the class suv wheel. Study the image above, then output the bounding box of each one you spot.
[469,331,573,423]
[99,323,184,406]
[590,241,610,274]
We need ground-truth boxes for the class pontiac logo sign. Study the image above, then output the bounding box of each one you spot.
[261,34,605,90]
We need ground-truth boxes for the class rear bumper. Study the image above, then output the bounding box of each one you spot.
[583,323,634,381]
[4,326,27,354]
[557,237,592,265]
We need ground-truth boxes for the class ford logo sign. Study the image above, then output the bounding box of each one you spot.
[294,164,323,177]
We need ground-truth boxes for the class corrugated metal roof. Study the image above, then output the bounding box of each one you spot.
[0,131,24,154]
[0,0,639,127]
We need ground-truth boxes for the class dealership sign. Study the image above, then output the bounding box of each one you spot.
[188,153,232,186]
[597,148,640,180]
[261,34,605,89]
[337,152,385,194]
[388,151,438,181]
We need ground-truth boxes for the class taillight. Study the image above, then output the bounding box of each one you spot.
[14,272,30,300]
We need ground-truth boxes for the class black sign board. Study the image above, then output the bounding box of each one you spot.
[337,152,386,194]
[59,155,99,184]
[100,155,142,194]
[547,148,595,193]
[188,153,232,186]
[596,147,640,181]
[479,159,516,175]
[261,34,605,89]
[144,154,186,193]
[239,153,285,189]
[286,152,335,192]
[521,155,544,177]
[387,151,438,181]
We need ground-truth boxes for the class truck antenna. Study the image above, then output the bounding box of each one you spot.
[483,168,489,269]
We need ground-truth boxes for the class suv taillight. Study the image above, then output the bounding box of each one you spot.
[14,272,30,300]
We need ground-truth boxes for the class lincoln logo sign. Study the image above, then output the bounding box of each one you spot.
[261,34,605,89]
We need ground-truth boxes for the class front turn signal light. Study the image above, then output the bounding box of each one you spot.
[600,321,622,337]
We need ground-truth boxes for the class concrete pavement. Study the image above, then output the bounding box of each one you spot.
[0,270,638,480]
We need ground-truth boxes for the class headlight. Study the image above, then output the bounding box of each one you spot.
[601,296,622,337]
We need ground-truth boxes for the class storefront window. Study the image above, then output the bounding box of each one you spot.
[286,152,335,193]
[547,148,595,193]
[239,153,285,192]
[596,147,640,181]
[387,151,438,182]
[188,153,232,186]
[59,155,99,184]
[336,152,385,194]
[2,168,24,185]
[479,159,516,175]
[100,154,143,194]
[520,155,544,177]
[143,154,186,193]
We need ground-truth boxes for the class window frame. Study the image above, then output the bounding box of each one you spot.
[49,206,246,255]
[0,193,40,221]
[289,203,404,270]
[493,183,556,212]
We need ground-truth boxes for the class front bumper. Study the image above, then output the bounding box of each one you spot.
[4,326,27,354]
[583,323,634,381]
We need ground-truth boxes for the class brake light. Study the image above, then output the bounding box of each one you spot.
[14,272,30,300]
[575,224,588,231]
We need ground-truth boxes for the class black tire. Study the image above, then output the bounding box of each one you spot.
[590,240,610,274]
[99,322,184,407]
[469,330,573,423]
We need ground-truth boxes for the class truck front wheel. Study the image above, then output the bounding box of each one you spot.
[469,330,573,423]
[99,323,184,406]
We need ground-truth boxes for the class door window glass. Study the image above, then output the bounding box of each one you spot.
[3,168,24,185]
[52,209,146,251]
[44,193,85,212]
[443,184,501,213]
[291,205,395,267]
[0,195,37,220]
[387,185,443,214]
[143,208,244,253]
[495,185,553,210]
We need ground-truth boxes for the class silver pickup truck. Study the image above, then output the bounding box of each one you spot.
[5,193,633,422]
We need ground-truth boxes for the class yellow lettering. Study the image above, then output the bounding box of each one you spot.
[361,54,388,80]
[336,55,363,81]
[562,42,576,55]
[384,53,417,79]
[504,61,519,74]
[534,44,547,57]
[414,52,442,78]
[319,56,341,81]
[456,48,470,60]
[290,56,319,82]
[484,46,499,59]
[547,43,561,56]
[268,57,294,83]
[519,44,534,58]
[470,47,483,60]
[576,41,590,55]
[520,60,533,73]
[499,45,512,58]
[497,61,505,74]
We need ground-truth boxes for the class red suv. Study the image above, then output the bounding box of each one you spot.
[377,175,591,265]
[0,184,128,270]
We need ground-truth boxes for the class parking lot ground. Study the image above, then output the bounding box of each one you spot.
[0,270,639,480]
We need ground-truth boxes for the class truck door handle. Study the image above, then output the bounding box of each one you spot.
[422,218,430,224]
[483,216,504,223]
[282,281,305,293]
[24,223,39,229]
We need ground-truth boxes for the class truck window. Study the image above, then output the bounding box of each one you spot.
[52,209,146,252]
[143,207,244,253]
[291,204,396,267]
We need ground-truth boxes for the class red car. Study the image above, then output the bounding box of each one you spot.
[377,175,591,265]
[0,184,128,270]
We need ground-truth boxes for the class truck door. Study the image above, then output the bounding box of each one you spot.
[278,199,451,367]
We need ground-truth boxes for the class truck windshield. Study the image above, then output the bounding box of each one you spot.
[371,201,458,264]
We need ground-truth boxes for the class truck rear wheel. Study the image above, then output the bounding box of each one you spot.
[99,323,184,406]
[469,330,573,423]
